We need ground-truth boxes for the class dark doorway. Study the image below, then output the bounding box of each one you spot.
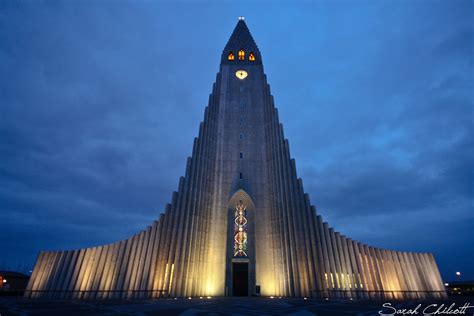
[232,262,249,296]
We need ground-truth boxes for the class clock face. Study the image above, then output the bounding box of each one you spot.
[235,70,248,80]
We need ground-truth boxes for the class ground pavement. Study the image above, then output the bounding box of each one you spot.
[0,296,472,316]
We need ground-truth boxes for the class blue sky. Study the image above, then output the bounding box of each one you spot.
[0,0,472,281]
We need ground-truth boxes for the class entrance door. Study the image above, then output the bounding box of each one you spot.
[232,262,249,296]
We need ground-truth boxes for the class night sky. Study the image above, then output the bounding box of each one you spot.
[1,1,472,282]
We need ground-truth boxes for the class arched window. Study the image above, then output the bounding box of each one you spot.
[234,200,248,257]
[228,52,235,61]
[249,52,255,61]
[238,50,245,60]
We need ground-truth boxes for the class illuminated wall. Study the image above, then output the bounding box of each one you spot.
[25,19,446,300]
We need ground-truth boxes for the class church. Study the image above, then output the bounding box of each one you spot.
[25,18,446,300]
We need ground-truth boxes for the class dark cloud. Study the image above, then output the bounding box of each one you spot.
[0,1,472,281]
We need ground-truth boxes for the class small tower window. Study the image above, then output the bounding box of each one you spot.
[238,50,245,60]
[240,152,243,159]
[228,52,235,61]
[240,133,244,140]
[240,172,243,180]
[249,52,255,61]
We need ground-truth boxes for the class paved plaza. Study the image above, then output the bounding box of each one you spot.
[1,296,472,316]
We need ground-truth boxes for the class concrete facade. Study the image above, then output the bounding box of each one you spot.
[25,19,446,299]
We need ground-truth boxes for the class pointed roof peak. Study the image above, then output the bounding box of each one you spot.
[227,17,257,48]
[221,17,262,65]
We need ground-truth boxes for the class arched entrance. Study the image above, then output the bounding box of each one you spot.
[225,189,256,296]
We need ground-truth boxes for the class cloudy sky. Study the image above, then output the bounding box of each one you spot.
[1,0,472,281]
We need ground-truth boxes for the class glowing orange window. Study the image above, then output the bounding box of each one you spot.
[238,50,245,60]
[249,52,255,61]
[228,52,235,61]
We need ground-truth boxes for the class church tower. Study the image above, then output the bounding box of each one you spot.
[25,18,446,299]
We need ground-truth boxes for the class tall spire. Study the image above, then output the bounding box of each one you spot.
[221,17,262,65]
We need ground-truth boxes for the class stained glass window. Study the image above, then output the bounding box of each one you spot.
[233,200,248,257]
[249,52,255,61]
[228,52,235,61]
[238,50,245,60]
